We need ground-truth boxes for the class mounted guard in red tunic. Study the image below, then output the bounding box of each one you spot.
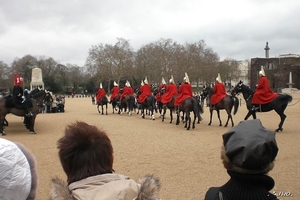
[210,73,227,108]
[251,66,279,110]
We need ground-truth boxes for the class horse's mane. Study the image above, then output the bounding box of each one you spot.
[32,90,45,99]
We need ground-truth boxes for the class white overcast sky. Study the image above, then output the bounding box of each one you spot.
[1,0,299,66]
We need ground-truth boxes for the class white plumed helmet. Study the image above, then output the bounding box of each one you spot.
[216,73,222,83]
[162,77,166,84]
[141,80,144,86]
[113,81,118,86]
[259,66,266,76]
[99,83,103,89]
[144,76,148,84]
[184,72,190,84]
[169,75,175,84]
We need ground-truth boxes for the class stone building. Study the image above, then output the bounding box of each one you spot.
[250,42,300,92]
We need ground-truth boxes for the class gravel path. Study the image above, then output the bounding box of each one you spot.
[3,94,300,200]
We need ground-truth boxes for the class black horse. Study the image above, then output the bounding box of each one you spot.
[153,86,164,118]
[231,80,293,132]
[202,85,239,127]
[135,88,156,120]
[175,97,203,130]
[119,94,135,116]
[97,96,108,115]
[159,87,178,123]
[111,94,120,114]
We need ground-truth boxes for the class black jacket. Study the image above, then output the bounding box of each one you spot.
[205,171,278,200]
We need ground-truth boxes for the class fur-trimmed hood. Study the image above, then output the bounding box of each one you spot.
[49,174,161,200]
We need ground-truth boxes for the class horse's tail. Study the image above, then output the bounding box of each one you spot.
[233,96,239,115]
[280,93,293,103]
[192,98,202,121]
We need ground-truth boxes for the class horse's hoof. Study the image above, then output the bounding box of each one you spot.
[208,123,211,126]
[2,132,6,136]
[275,128,283,132]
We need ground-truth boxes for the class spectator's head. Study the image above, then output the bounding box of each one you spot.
[0,138,38,200]
[57,121,114,184]
[221,119,278,174]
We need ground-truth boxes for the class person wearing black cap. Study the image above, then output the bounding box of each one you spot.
[205,119,279,200]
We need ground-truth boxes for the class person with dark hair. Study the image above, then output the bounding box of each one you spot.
[50,121,161,200]
[205,119,279,200]
[0,138,38,200]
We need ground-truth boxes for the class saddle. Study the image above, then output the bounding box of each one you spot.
[5,96,32,110]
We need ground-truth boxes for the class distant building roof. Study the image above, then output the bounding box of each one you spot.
[276,54,300,58]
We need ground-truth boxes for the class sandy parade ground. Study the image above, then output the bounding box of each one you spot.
[2,93,300,200]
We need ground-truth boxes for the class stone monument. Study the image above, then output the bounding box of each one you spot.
[30,67,44,90]
[281,71,300,94]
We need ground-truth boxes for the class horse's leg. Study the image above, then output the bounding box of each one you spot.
[184,112,188,128]
[176,110,180,125]
[97,105,101,113]
[141,107,145,118]
[244,110,253,120]
[217,110,222,126]
[169,108,173,124]
[162,107,166,122]
[208,108,213,126]
[0,115,6,135]
[28,116,36,134]
[186,112,191,130]
[151,106,155,120]
[101,105,104,115]
[276,112,286,132]
[105,104,108,115]
[224,111,232,127]
[192,111,196,129]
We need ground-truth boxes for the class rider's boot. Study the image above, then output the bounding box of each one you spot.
[251,104,259,111]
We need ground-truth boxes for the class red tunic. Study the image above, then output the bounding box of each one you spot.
[174,83,192,106]
[161,83,178,104]
[211,83,227,105]
[120,86,134,101]
[110,86,119,100]
[96,88,106,102]
[138,84,152,103]
[252,76,279,104]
